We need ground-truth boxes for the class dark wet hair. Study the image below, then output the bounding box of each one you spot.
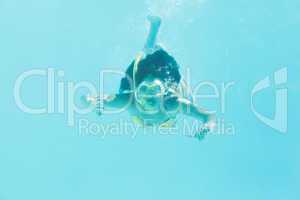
[119,49,181,92]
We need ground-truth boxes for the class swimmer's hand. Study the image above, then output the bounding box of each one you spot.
[81,95,103,116]
[195,124,211,140]
[195,116,216,141]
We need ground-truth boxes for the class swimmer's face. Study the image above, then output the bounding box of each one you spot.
[135,78,165,112]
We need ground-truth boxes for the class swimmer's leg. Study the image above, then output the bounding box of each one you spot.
[84,92,133,115]
[144,15,162,53]
[177,98,216,139]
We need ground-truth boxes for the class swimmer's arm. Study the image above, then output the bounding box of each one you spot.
[178,98,216,132]
[85,92,133,114]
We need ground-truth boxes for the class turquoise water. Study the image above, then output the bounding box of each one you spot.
[1,0,299,199]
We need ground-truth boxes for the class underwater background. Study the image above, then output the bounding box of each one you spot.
[0,0,299,199]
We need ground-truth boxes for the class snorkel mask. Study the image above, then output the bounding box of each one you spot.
[135,78,166,113]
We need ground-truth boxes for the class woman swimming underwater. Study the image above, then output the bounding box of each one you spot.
[86,16,216,139]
